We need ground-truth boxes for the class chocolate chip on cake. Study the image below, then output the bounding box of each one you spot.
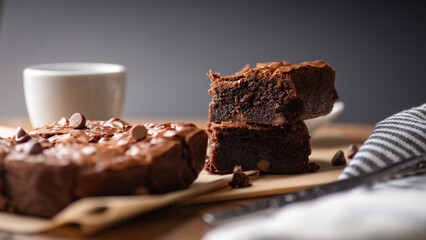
[15,126,31,143]
[24,140,43,155]
[70,113,86,129]
[131,125,147,141]
[331,150,347,166]
[229,165,251,188]
[347,144,359,159]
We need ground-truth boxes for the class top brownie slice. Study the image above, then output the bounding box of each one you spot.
[208,60,338,126]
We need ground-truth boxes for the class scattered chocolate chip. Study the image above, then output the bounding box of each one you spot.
[131,125,147,141]
[307,162,320,173]
[347,144,359,159]
[332,150,347,166]
[229,165,251,188]
[257,159,270,172]
[15,126,31,143]
[24,140,43,155]
[70,113,86,129]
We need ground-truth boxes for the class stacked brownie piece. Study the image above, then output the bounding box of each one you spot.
[205,60,338,174]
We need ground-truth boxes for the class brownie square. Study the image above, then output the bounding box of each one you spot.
[0,118,207,218]
[208,60,338,126]
[206,121,312,174]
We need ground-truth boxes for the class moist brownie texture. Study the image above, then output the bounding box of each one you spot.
[208,60,338,126]
[0,116,207,218]
[206,121,312,174]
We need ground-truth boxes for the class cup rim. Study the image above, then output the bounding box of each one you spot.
[23,62,126,76]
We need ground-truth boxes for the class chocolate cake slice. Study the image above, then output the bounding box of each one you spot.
[206,121,312,174]
[0,115,207,218]
[208,60,338,126]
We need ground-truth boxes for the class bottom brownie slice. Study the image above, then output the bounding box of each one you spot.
[206,121,312,174]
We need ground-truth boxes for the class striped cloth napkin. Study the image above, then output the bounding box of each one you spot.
[340,103,426,179]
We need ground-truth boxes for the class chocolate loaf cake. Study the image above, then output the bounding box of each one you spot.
[208,60,338,126]
[206,121,312,174]
[0,115,207,218]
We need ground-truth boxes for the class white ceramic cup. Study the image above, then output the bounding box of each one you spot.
[24,62,126,128]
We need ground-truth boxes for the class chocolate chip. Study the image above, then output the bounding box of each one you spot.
[229,165,251,188]
[24,140,43,155]
[347,144,359,159]
[332,150,347,166]
[131,125,147,141]
[307,162,320,173]
[257,159,270,172]
[15,126,31,143]
[70,113,86,129]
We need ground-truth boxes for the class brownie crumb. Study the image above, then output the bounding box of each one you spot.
[207,70,220,81]
[229,165,252,188]
[347,144,359,159]
[332,150,347,166]
[307,162,320,173]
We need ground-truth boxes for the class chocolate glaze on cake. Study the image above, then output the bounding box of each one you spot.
[206,121,312,174]
[0,117,207,218]
[208,60,338,126]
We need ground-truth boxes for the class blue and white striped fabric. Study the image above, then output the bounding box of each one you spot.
[340,103,426,180]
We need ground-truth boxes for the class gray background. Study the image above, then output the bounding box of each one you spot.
[0,0,424,123]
